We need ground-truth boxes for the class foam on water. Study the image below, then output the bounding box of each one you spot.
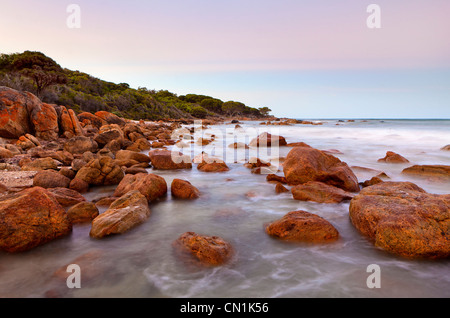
[0,119,449,298]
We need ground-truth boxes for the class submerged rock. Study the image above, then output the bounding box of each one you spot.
[349,182,450,259]
[265,210,339,243]
[377,151,409,163]
[90,190,151,239]
[67,202,99,224]
[171,179,200,199]
[172,232,234,266]
[249,132,287,147]
[0,187,72,253]
[401,165,450,180]
[291,181,354,203]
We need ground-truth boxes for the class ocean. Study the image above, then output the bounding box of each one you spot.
[0,119,449,298]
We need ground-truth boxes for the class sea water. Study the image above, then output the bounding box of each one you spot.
[0,119,449,298]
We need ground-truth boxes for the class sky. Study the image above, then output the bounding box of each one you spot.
[1,0,449,118]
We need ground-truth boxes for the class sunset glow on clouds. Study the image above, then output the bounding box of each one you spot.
[1,0,449,118]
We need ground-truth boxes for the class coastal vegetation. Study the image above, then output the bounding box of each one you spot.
[0,51,270,121]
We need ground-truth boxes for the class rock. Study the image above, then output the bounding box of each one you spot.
[283,146,360,192]
[377,151,409,163]
[48,187,86,207]
[63,136,98,154]
[291,181,354,203]
[113,173,167,202]
[275,182,289,194]
[67,202,99,224]
[401,165,450,180]
[441,145,450,151]
[0,87,34,139]
[57,106,84,137]
[249,132,287,147]
[77,112,107,129]
[94,124,124,147]
[171,179,200,199]
[124,166,148,175]
[349,182,450,259]
[148,149,192,170]
[94,111,126,126]
[265,210,339,243]
[75,156,124,186]
[90,190,151,239]
[0,187,72,253]
[172,232,234,266]
[69,177,90,193]
[115,150,151,164]
[266,174,287,184]
[228,142,249,149]
[286,142,312,148]
[59,167,76,180]
[361,176,384,188]
[126,138,151,152]
[0,147,13,159]
[33,170,71,188]
[16,134,39,150]
[21,157,58,171]
[30,103,59,140]
[197,160,230,172]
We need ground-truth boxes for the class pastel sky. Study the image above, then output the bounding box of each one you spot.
[1,0,449,118]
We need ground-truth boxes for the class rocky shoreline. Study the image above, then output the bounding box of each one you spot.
[1,86,449,263]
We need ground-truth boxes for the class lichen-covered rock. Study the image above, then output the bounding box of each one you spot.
[113,173,167,202]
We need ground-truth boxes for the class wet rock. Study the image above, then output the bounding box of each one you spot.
[148,149,192,170]
[286,142,312,148]
[249,132,287,147]
[401,165,450,180]
[283,146,359,192]
[441,145,450,151]
[171,179,200,199]
[361,176,384,188]
[33,170,71,188]
[275,182,289,194]
[349,182,450,259]
[0,187,72,253]
[197,160,230,172]
[172,232,234,266]
[377,151,409,163]
[228,142,249,149]
[90,190,151,238]
[113,173,167,202]
[291,181,354,203]
[266,174,287,184]
[69,178,90,193]
[67,202,99,224]
[265,210,339,243]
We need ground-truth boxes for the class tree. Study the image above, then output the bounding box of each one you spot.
[191,105,208,118]
[200,98,223,113]
[8,51,67,98]
[258,107,272,117]
[222,101,246,116]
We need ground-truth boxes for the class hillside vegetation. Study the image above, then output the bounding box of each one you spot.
[0,51,271,121]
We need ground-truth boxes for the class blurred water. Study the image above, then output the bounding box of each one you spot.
[0,119,449,298]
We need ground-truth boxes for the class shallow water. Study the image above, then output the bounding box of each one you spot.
[0,119,449,298]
